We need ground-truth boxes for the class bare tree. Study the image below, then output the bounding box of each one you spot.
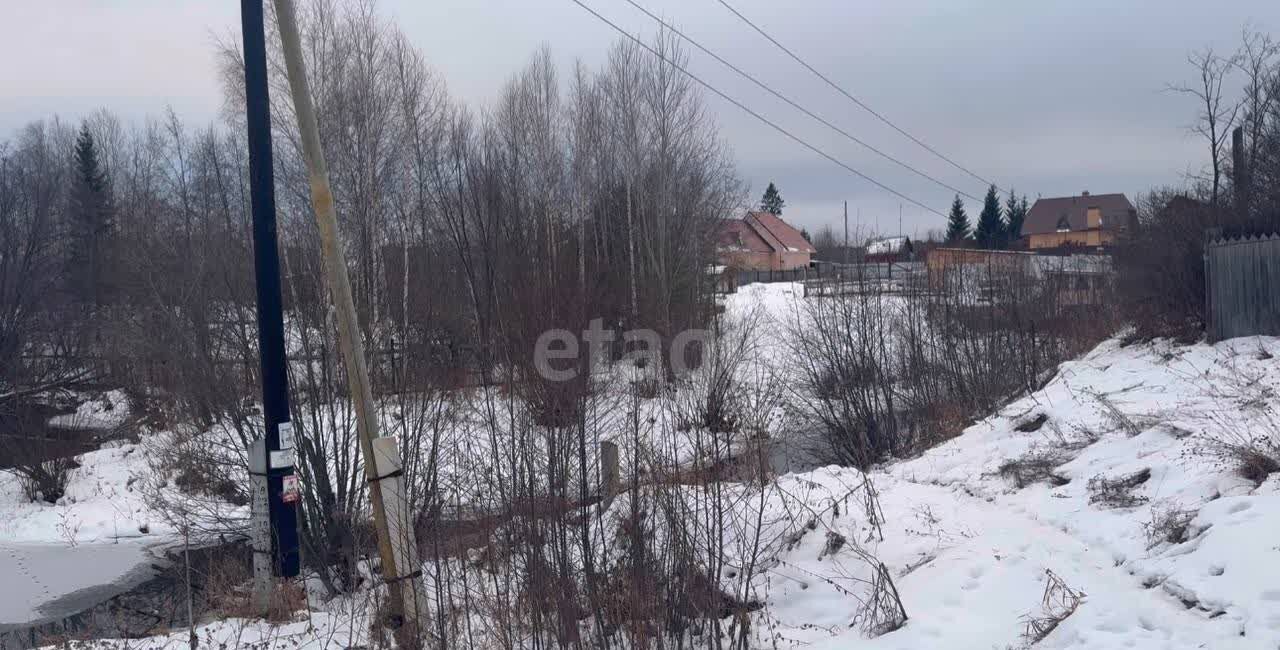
[1169,48,1241,212]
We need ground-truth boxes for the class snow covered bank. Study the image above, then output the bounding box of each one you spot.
[0,439,161,546]
[868,335,1280,648]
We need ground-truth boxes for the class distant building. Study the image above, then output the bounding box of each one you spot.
[926,247,1112,308]
[716,211,816,271]
[1023,191,1137,250]
[865,236,914,262]
[926,247,1037,285]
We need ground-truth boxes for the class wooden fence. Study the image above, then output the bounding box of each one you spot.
[1206,234,1280,342]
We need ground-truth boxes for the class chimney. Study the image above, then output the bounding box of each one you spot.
[1081,190,1090,197]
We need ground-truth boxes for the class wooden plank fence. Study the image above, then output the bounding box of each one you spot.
[1206,233,1280,342]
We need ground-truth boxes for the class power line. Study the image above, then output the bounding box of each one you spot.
[568,0,949,218]
[619,0,982,203]
[715,0,1001,194]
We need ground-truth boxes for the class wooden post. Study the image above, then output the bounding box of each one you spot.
[1205,236,1212,342]
[271,0,423,635]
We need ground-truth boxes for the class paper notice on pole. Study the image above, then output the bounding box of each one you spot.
[270,448,295,469]
[278,421,295,449]
[282,474,301,503]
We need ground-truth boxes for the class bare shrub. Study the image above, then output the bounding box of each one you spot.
[997,447,1073,488]
[1088,390,1143,437]
[1087,468,1152,508]
[1020,569,1084,646]
[1171,359,1280,489]
[19,458,77,504]
[1189,359,1280,484]
[788,272,912,469]
[1144,504,1197,548]
[818,530,847,560]
[792,240,1119,468]
[0,404,88,504]
[202,544,304,623]
[1234,445,1280,482]
[676,308,765,437]
[853,554,908,638]
[630,376,662,399]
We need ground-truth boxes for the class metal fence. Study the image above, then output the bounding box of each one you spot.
[1206,234,1280,341]
[735,267,813,287]
[736,261,923,288]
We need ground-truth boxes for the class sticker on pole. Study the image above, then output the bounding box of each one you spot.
[278,421,295,450]
[282,474,301,504]
[270,448,295,469]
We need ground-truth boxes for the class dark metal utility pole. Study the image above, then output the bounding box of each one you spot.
[241,0,300,579]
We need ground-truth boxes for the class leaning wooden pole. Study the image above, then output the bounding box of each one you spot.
[270,0,423,634]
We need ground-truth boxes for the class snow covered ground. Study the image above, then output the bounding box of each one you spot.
[10,283,1280,648]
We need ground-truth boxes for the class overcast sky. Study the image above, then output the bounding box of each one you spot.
[4,1,1279,236]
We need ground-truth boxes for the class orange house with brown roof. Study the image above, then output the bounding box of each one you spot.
[716,211,816,271]
[1023,191,1137,250]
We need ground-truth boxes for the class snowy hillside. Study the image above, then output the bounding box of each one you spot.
[769,334,1280,648]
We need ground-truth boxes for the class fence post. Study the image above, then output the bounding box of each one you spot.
[1204,231,1214,342]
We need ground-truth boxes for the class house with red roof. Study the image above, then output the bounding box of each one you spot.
[716,211,816,271]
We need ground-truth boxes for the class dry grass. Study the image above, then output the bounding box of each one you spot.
[997,447,1073,488]
[1020,569,1084,646]
[1087,468,1152,508]
[1143,504,1197,548]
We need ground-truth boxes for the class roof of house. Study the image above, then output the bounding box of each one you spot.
[1023,192,1135,236]
[716,218,774,253]
[744,211,817,254]
[716,212,817,255]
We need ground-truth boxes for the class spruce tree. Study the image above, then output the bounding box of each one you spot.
[760,182,785,215]
[944,194,971,243]
[69,125,113,305]
[800,227,811,243]
[1019,196,1029,233]
[974,184,1004,249]
[1004,190,1028,244]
